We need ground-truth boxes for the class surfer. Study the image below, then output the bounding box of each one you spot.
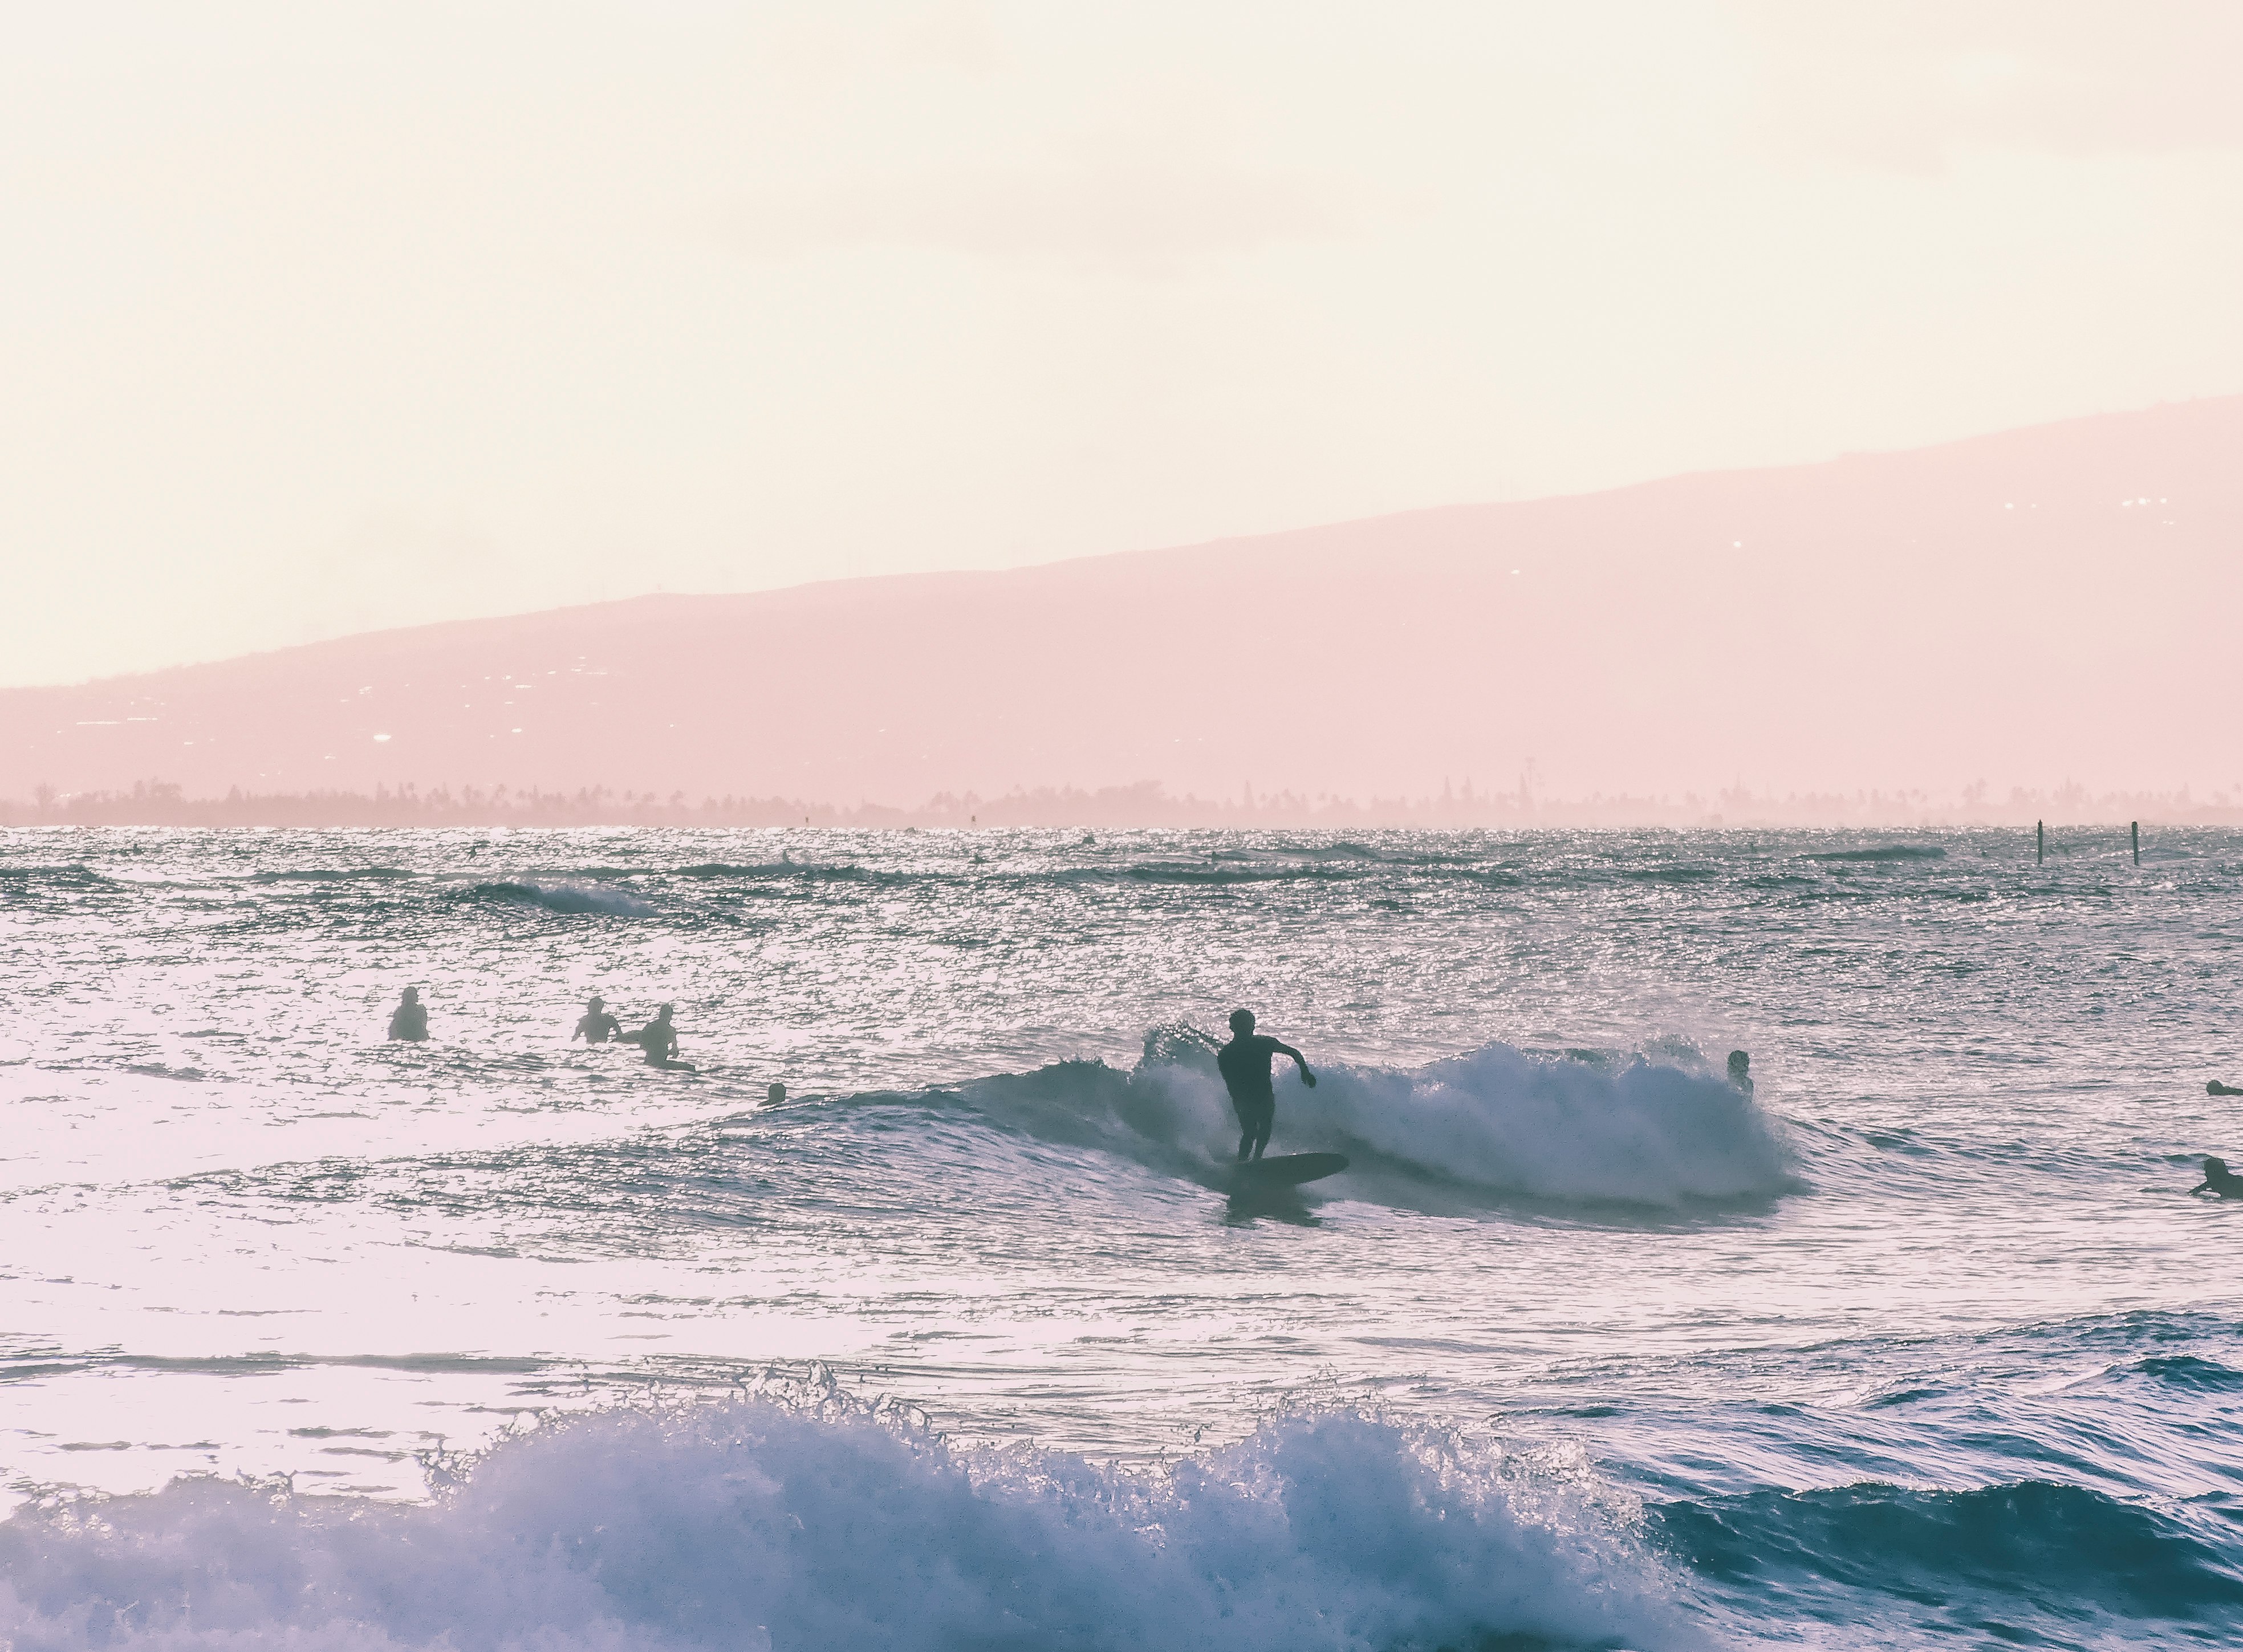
[2189,1156,2243,1198]
[1217,1009,1316,1162]
[2209,1080,2242,1097]
[628,1003,685,1067]
[1728,1050,1753,1097]
[387,987,429,1042]
[572,995,621,1044]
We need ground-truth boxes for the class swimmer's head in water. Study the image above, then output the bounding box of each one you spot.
[767,1083,786,1104]
[1229,1009,1255,1036]
[1728,1050,1750,1076]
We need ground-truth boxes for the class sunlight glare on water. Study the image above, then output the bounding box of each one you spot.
[3,825,2241,1648]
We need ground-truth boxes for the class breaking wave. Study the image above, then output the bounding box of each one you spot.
[462,879,657,917]
[0,1391,1689,1652]
[919,1031,1795,1209]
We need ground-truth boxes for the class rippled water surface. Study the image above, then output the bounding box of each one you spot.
[3,825,2241,1649]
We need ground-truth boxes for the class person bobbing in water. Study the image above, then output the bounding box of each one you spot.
[387,987,429,1042]
[572,995,621,1044]
[1217,1008,1315,1162]
[2189,1156,2243,1199]
[629,1003,685,1067]
[1727,1051,1753,1098]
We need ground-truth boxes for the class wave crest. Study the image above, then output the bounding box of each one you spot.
[938,1033,1794,1209]
[464,879,656,917]
[0,1393,1685,1652]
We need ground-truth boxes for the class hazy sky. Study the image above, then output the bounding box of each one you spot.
[5,1,2240,686]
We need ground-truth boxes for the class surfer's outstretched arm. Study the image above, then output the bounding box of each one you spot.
[1274,1041,1317,1087]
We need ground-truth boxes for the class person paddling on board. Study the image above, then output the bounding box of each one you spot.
[2189,1156,2243,1198]
[2209,1080,2242,1097]
[387,987,429,1042]
[572,995,621,1044]
[1217,1008,1315,1162]
[629,1003,685,1067]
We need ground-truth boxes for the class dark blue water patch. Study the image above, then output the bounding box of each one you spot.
[1618,864,1721,884]
[0,863,121,890]
[1653,1479,2243,1622]
[1122,862,1355,885]
[2124,1356,2243,1393]
[1862,1129,1938,1157]
[1805,846,1950,862]
[246,867,418,883]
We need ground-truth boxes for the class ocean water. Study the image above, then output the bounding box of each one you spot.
[2,825,2240,1650]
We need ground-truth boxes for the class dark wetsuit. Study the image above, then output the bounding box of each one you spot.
[574,1010,621,1044]
[1218,1033,1287,1157]
[387,1002,428,1041]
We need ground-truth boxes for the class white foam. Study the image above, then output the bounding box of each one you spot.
[0,1394,1690,1651]
[1128,1036,1793,1205]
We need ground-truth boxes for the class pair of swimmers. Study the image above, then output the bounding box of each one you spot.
[572,995,683,1065]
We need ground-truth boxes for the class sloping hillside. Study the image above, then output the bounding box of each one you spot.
[6,397,2237,805]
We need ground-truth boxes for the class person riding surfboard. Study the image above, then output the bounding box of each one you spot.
[1217,1008,1315,1162]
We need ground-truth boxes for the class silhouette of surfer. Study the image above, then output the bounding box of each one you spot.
[2209,1080,2242,1097]
[572,995,621,1044]
[2190,1156,2243,1198]
[1728,1050,1753,1097]
[1217,1009,1315,1162]
[628,1004,690,1068]
[387,987,429,1042]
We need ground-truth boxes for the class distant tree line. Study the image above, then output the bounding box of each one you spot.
[3,777,2240,829]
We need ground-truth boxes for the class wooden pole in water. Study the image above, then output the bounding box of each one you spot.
[2037,820,2044,865]
[2132,820,2140,866]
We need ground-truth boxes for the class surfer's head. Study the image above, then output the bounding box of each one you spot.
[1229,1008,1255,1036]
[1728,1050,1750,1079]
[400,987,420,1004]
[586,995,604,1011]
[2207,1156,2230,1181]
[656,1003,673,1021]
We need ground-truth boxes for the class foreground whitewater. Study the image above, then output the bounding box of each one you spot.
[2,827,2241,1649]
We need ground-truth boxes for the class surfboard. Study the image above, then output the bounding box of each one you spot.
[1229,1152,1348,1193]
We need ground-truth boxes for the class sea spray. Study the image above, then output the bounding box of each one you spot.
[0,1387,1693,1652]
[944,1030,1796,1207]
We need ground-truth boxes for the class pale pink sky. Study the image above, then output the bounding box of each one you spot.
[3,2,2239,686]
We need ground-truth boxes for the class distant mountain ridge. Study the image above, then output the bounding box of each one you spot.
[6,397,2239,813]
